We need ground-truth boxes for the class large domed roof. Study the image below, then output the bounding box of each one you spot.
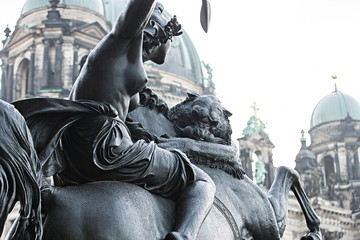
[21,0,105,15]
[103,0,129,24]
[310,89,360,128]
[20,0,204,85]
[102,2,204,84]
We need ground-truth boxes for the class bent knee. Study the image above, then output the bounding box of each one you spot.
[193,167,216,193]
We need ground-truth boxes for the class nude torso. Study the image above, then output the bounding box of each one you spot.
[70,33,148,121]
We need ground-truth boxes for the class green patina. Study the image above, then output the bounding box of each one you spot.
[242,115,268,137]
[310,90,360,129]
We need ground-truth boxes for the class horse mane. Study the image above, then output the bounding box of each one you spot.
[190,155,245,180]
[0,101,43,239]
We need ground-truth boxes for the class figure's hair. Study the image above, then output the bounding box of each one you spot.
[143,32,162,57]
[0,101,42,239]
[143,8,182,59]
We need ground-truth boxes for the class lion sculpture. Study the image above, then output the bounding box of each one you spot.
[168,92,232,145]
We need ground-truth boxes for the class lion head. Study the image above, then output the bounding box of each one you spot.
[168,92,232,145]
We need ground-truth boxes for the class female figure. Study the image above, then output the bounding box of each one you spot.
[66,1,215,239]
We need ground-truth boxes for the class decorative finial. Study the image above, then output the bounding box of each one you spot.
[331,74,338,92]
[45,0,61,22]
[251,101,259,118]
[4,25,11,38]
[49,0,60,8]
[300,129,306,142]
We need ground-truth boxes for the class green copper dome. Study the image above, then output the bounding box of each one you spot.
[103,0,130,24]
[102,1,204,85]
[310,90,360,128]
[21,0,105,15]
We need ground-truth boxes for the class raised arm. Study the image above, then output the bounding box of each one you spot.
[112,0,157,39]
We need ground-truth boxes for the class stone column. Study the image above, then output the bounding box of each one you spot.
[72,45,79,83]
[1,60,8,100]
[7,58,14,101]
[42,40,50,88]
[353,146,359,179]
[54,39,62,88]
[240,148,251,179]
[346,147,353,180]
[27,46,35,96]
[334,145,341,182]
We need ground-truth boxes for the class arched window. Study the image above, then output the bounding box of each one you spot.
[323,156,335,187]
[251,151,262,181]
[15,59,30,100]
[253,150,267,187]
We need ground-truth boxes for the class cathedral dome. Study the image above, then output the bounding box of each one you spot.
[21,0,105,15]
[310,89,360,129]
[20,0,205,86]
[102,1,204,85]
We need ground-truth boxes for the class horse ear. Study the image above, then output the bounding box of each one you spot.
[186,91,199,101]
[224,109,232,118]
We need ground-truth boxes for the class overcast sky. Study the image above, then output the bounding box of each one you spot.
[1,0,360,168]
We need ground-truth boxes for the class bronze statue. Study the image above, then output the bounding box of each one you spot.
[5,92,321,240]
[0,1,322,239]
[67,2,215,240]
[14,1,215,240]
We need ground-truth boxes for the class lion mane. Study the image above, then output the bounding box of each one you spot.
[168,92,232,145]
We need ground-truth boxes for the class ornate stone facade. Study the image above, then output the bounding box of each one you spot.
[238,94,360,239]
[287,90,360,239]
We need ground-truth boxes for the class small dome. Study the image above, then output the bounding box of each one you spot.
[310,90,360,129]
[295,138,316,174]
[21,0,105,16]
[295,143,316,163]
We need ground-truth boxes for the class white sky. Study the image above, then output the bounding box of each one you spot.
[1,0,360,168]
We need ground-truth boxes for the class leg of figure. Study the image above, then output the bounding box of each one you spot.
[291,181,321,240]
[165,166,215,240]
